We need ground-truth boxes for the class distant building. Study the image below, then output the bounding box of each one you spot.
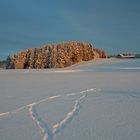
[115,54,135,58]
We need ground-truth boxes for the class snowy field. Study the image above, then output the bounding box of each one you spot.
[0,59,140,140]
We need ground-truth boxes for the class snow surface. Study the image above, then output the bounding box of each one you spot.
[0,59,140,140]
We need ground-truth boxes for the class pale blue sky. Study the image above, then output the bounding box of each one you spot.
[0,0,140,59]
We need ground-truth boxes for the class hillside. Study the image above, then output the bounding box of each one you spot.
[6,42,107,69]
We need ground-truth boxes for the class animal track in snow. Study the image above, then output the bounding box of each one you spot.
[0,88,96,140]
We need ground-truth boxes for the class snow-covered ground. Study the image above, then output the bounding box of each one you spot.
[0,59,140,140]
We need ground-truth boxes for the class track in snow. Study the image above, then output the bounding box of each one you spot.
[0,88,96,140]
